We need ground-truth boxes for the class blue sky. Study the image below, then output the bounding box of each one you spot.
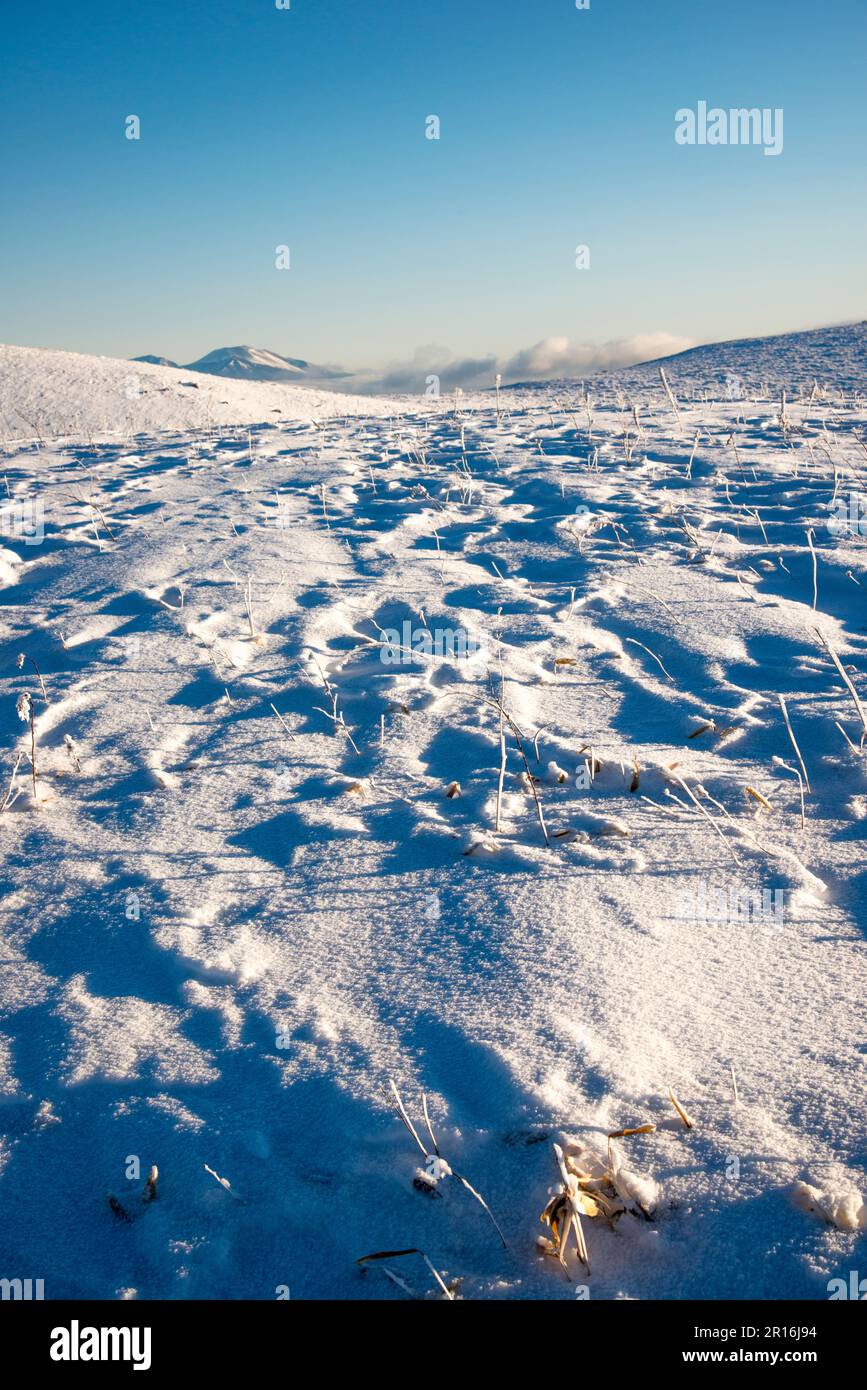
[1,0,865,377]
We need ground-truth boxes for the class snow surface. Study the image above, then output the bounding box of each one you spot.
[0,329,865,1301]
[0,344,392,441]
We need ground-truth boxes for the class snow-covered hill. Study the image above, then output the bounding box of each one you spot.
[0,344,394,440]
[0,328,865,1302]
[599,321,866,399]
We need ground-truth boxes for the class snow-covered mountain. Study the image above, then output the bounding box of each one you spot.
[129,345,348,384]
[183,345,313,381]
[171,344,350,383]
[132,354,179,368]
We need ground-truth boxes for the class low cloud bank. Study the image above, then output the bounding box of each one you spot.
[338,332,694,396]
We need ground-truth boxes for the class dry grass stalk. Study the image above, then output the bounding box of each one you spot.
[670,772,740,864]
[17,651,48,704]
[668,1088,695,1130]
[304,654,362,755]
[495,673,506,834]
[539,1144,591,1275]
[388,1080,506,1247]
[356,1248,455,1300]
[659,365,682,428]
[540,1131,664,1277]
[607,1124,656,1141]
[1,752,23,812]
[777,694,811,792]
[243,576,257,638]
[833,721,861,755]
[772,755,806,828]
[269,703,297,743]
[814,629,867,740]
[16,692,37,803]
[625,637,674,682]
[488,680,549,847]
[806,527,818,610]
[203,1163,246,1203]
[745,786,773,811]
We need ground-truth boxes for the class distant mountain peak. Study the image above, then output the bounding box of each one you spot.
[132,354,178,368]
[130,344,349,384]
[183,345,313,381]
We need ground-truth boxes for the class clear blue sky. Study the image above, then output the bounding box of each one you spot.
[1,0,864,371]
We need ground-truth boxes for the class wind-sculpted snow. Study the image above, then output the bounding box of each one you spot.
[0,344,865,1299]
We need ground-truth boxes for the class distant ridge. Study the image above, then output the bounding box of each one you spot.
[131,345,348,384]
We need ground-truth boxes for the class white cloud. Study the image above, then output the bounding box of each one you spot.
[501,332,694,381]
[338,332,694,395]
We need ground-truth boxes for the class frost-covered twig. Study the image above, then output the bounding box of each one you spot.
[303,654,361,755]
[487,682,549,848]
[388,1080,507,1247]
[659,365,682,429]
[624,637,674,682]
[670,772,740,863]
[814,629,867,741]
[495,676,506,834]
[203,1163,246,1203]
[356,1248,455,1300]
[777,694,811,793]
[805,528,818,611]
[243,576,257,638]
[269,703,297,743]
[1,751,23,812]
[16,692,37,803]
[772,755,806,829]
[17,651,47,704]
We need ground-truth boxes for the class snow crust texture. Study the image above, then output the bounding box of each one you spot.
[0,329,865,1300]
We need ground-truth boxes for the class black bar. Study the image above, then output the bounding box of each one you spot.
[1,1298,858,1375]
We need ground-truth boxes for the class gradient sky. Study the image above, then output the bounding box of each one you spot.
[1,0,865,371]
